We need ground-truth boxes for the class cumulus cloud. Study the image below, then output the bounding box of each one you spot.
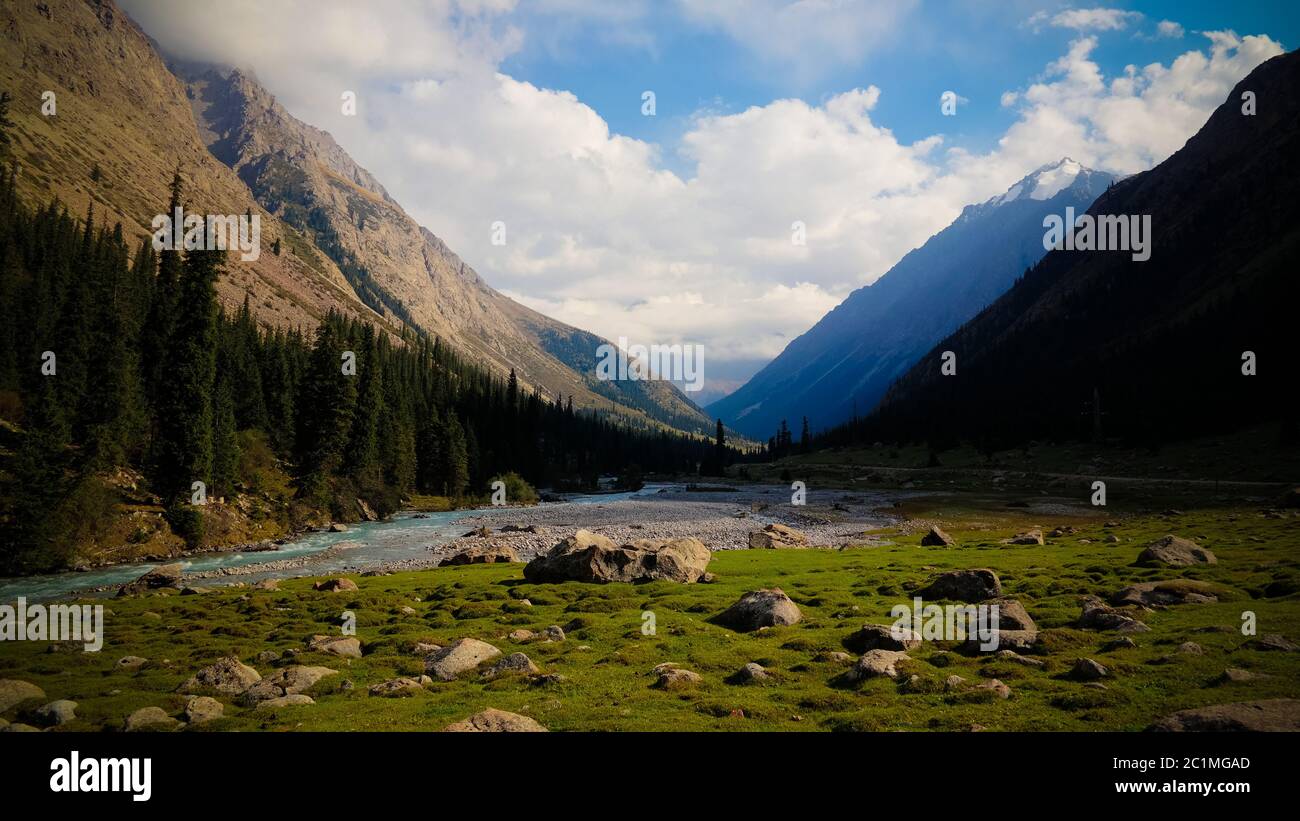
[119,1,1284,395]
[1028,7,1143,33]
[1157,20,1185,39]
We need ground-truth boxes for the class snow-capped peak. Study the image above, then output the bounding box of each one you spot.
[985,158,1085,207]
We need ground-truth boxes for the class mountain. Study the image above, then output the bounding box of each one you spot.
[708,158,1115,439]
[0,0,713,437]
[867,50,1299,450]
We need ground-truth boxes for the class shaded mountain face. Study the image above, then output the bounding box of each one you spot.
[872,50,1300,449]
[708,159,1115,440]
[0,0,390,334]
[170,63,713,435]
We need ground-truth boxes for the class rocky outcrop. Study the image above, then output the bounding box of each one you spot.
[714,588,802,632]
[523,530,710,584]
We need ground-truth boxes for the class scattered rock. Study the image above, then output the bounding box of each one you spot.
[653,664,702,690]
[34,699,77,726]
[425,638,502,681]
[1078,596,1149,633]
[1149,700,1300,732]
[975,679,1012,699]
[439,544,521,566]
[916,568,1001,602]
[237,665,338,705]
[1255,634,1298,652]
[444,708,547,732]
[523,529,711,584]
[482,653,540,680]
[844,623,920,653]
[117,563,184,597]
[1101,636,1138,652]
[124,706,179,732]
[1215,668,1269,685]
[729,662,771,684]
[714,588,802,632]
[1137,535,1218,567]
[178,656,261,695]
[507,629,535,642]
[184,696,223,724]
[994,650,1045,668]
[748,523,810,549]
[1070,658,1109,681]
[252,579,280,591]
[920,526,956,546]
[116,655,148,671]
[1111,580,1219,608]
[307,635,362,659]
[1006,529,1044,545]
[329,523,349,532]
[312,578,358,593]
[257,694,315,708]
[848,650,911,682]
[368,677,425,697]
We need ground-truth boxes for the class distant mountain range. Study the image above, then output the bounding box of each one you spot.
[0,0,714,437]
[867,49,1298,449]
[709,158,1116,440]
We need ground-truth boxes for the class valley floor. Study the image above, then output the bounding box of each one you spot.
[1,490,1297,732]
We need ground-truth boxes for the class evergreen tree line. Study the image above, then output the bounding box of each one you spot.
[0,165,729,573]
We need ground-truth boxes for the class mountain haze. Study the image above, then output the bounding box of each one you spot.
[709,159,1115,439]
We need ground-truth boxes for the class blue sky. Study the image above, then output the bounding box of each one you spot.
[128,0,1297,401]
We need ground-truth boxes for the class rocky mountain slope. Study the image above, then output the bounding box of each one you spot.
[709,159,1115,439]
[871,50,1299,448]
[0,0,713,436]
[169,63,712,435]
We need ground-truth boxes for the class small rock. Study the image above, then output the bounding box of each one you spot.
[312,578,358,593]
[848,650,911,682]
[1070,658,1109,681]
[124,706,179,732]
[368,677,425,697]
[184,696,223,724]
[178,656,261,695]
[34,699,77,726]
[444,708,547,732]
[481,653,540,680]
[921,526,956,546]
[257,694,315,708]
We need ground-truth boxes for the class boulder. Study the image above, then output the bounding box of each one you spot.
[368,677,425,697]
[116,655,148,671]
[1007,529,1044,545]
[237,665,337,705]
[0,679,45,712]
[729,662,771,684]
[1078,596,1150,633]
[252,579,280,591]
[1149,699,1300,732]
[990,598,1036,632]
[994,650,1045,668]
[124,706,179,732]
[439,545,521,566]
[117,563,184,596]
[307,635,362,659]
[844,623,921,653]
[444,708,547,732]
[481,653,540,680]
[523,529,710,584]
[652,664,702,690]
[425,638,502,681]
[916,568,1001,602]
[1111,580,1219,608]
[312,578,358,593]
[920,526,956,546]
[848,650,911,682]
[975,679,1012,699]
[1137,535,1217,567]
[1215,668,1269,685]
[257,694,315,708]
[748,523,810,549]
[184,696,224,724]
[1070,658,1109,681]
[329,523,349,532]
[714,588,802,632]
[1255,634,1298,652]
[33,699,77,726]
[178,656,261,695]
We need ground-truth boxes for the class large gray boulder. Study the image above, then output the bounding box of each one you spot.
[844,623,921,653]
[178,656,261,695]
[523,529,710,584]
[714,588,802,632]
[916,568,1001,602]
[444,708,547,732]
[117,563,184,596]
[1137,535,1217,567]
[847,650,911,682]
[425,638,502,681]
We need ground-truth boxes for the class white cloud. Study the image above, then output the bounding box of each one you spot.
[1028,7,1143,33]
[1157,20,1185,39]
[120,1,1285,395]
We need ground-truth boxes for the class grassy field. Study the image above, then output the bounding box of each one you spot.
[2,497,1297,732]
